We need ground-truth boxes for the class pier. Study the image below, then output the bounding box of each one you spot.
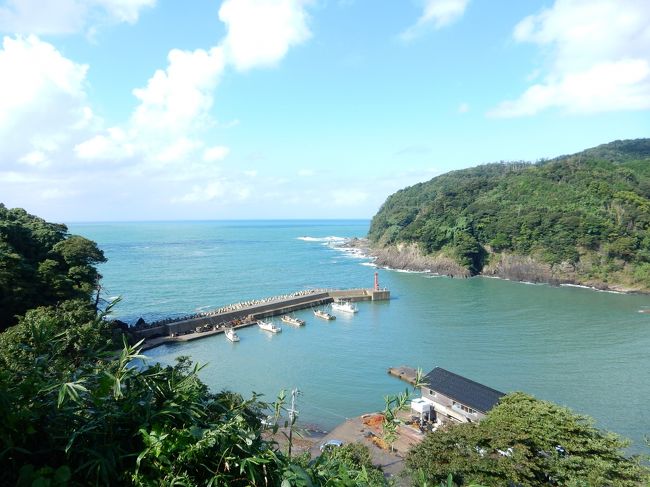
[387,366,419,385]
[132,286,390,350]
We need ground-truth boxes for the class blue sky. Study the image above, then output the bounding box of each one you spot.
[1,0,648,221]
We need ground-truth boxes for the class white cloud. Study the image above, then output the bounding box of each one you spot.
[234,186,251,200]
[219,0,313,70]
[93,0,155,24]
[0,170,46,183]
[490,0,650,117]
[400,0,469,41]
[152,137,201,163]
[0,1,317,218]
[458,102,470,113]
[174,180,226,203]
[73,127,133,160]
[0,35,95,164]
[41,187,78,200]
[131,47,225,139]
[172,178,251,204]
[74,0,316,166]
[298,169,315,177]
[0,0,154,35]
[75,46,226,165]
[19,150,48,167]
[218,118,240,129]
[203,145,230,162]
[491,60,650,117]
[331,189,369,206]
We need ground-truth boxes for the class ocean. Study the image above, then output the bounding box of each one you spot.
[69,220,650,452]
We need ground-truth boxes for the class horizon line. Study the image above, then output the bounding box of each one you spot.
[66,218,373,225]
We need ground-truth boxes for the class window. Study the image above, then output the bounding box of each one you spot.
[452,401,477,415]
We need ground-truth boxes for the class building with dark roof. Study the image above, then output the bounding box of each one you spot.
[416,367,505,424]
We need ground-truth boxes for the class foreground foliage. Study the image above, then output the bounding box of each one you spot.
[0,299,386,486]
[369,138,650,289]
[0,207,389,485]
[290,443,387,486]
[406,392,649,486]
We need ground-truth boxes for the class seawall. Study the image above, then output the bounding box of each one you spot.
[132,288,390,350]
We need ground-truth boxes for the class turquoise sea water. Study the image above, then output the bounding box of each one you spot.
[69,220,650,452]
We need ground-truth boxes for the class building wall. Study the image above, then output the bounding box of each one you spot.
[420,387,487,423]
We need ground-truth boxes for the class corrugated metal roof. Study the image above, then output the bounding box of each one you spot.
[424,367,505,413]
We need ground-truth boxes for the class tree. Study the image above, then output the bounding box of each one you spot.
[406,392,649,486]
[0,205,106,330]
[382,368,425,452]
[0,300,289,486]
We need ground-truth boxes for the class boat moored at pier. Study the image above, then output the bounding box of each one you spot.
[331,300,358,314]
[314,309,335,320]
[225,328,240,342]
[258,319,282,333]
[281,315,305,326]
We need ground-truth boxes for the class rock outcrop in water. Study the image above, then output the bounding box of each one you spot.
[371,243,470,277]
[353,238,636,291]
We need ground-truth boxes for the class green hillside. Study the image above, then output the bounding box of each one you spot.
[368,139,650,291]
[0,205,107,329]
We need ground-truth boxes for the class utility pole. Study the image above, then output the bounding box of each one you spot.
[287,388,299,459]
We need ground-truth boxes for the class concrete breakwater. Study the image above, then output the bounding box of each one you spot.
[131,288,390,350]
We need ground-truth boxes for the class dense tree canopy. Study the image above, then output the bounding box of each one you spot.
[0,205,106,330]
[369,139,650,290]
[406,392,649,486]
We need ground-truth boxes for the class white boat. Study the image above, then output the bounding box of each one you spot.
[258,319,282,333]
[314,309,335,320]
[331,300,358,313]
[281,315,305,326]
[225,328,239,342]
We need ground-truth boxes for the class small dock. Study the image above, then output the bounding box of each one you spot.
[388,366,419,385]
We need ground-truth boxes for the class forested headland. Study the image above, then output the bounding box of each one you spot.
[368,139,650,292]
[0,205,107,330]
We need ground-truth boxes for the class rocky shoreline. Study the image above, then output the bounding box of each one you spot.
[341,238,646,294]
[342,238,467,277]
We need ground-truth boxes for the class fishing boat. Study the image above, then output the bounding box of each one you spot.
[281,315,305,326]
[258,319,282,333]
[331,300,358,313]
[225,328,240,342]
[314,309,335,320]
